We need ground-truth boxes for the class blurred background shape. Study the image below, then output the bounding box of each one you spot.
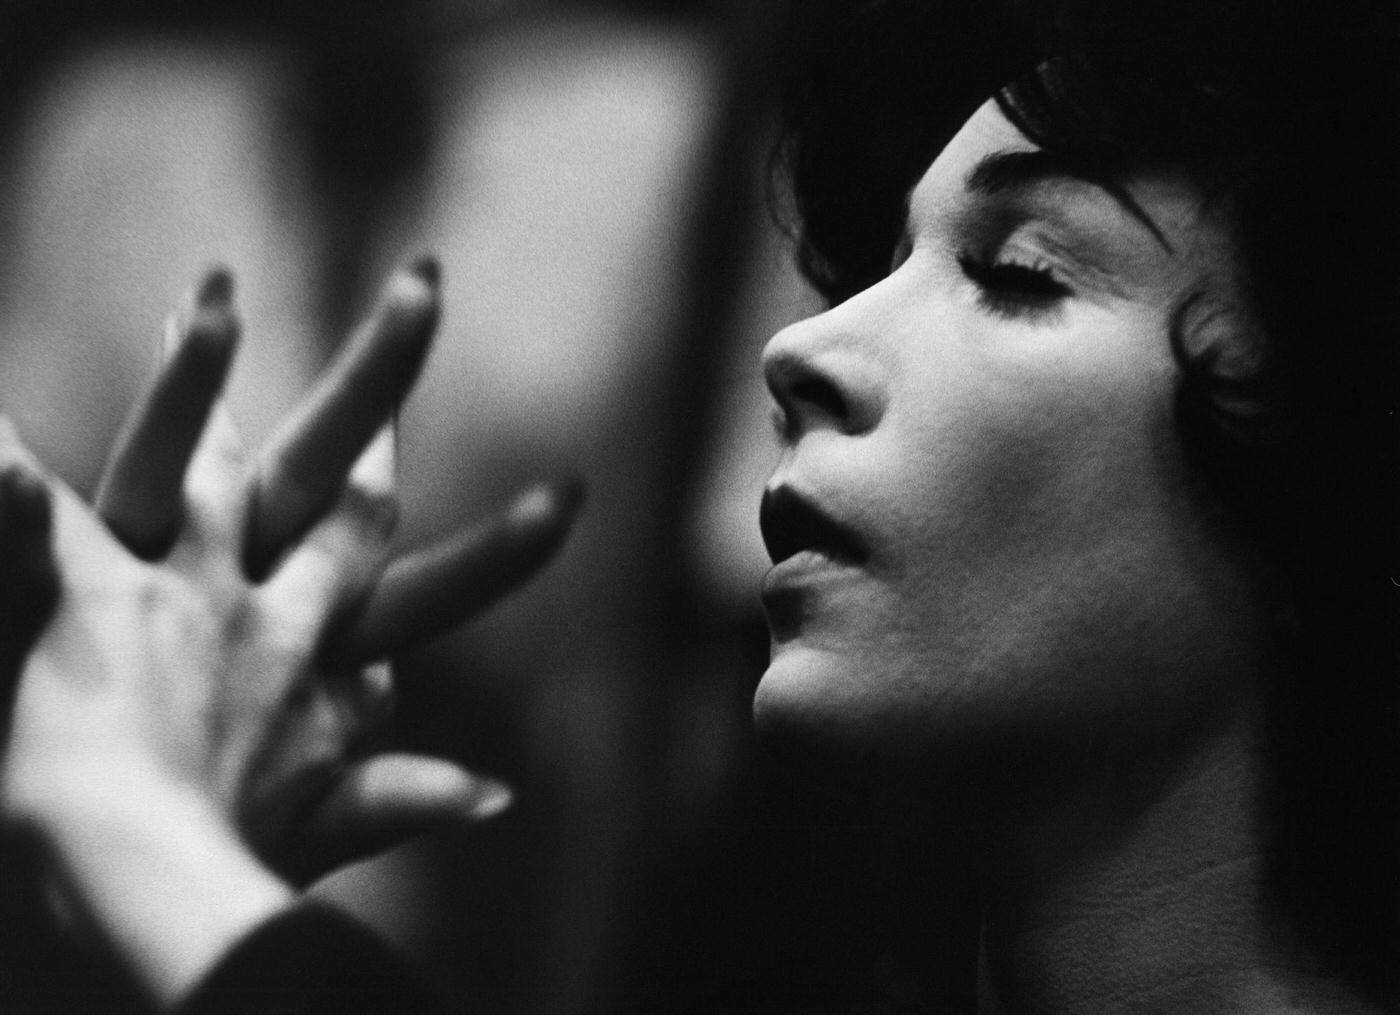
[0,2,976,1012]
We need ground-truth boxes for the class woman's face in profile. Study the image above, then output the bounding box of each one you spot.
[756,98,1263,763]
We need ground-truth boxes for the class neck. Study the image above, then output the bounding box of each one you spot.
[962,705,1376,1015]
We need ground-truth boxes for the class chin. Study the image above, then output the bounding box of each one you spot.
[753,642,926,768]
[752,644,820,739]
[756,633,1110,781]
[753,644,983,813]
[756,643,855,739]
[752,648,879,797]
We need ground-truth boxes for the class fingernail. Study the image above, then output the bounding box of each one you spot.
[509,476,587,528]
[508,485,554,527]
[385,258,440,314]
[471,779,514,819]
[196,266,234,309]
[407,255,441,288]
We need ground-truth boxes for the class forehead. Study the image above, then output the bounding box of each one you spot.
[915,98,1036,194]
[908,98,1235,266]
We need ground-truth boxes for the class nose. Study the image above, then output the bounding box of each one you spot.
[762,311,888,440]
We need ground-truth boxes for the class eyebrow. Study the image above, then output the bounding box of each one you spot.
[965,149,1172,251]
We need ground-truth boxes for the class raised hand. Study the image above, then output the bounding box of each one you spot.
[77,262,581,881]
[95,263,581,661]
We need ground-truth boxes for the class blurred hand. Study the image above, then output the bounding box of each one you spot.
[95,261,582,662]
[11,262,581,884]
[0,453,59,751]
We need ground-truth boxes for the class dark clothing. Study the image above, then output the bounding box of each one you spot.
[181,903,442,1015]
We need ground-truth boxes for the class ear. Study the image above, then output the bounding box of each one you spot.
[1167,288,1294,530]
[1169,290,1276,446]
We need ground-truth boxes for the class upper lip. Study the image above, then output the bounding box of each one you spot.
[760,486,868,566]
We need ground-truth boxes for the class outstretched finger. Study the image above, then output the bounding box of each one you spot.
[172,395,253,568]
[283,753,513,882]
[95,268,240,559]
[337,476,584,663]
[260,424,398,642]
[244,259,439,581]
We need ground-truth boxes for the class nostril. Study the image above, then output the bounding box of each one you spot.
[764,317,887,438]
[789,375,849,427]
[766,350,884,439]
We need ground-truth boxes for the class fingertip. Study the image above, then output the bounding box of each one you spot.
[468,778,515,820]
[357,756,515,823]
[196,265,235,309]
[0,458,50,535]
[422,769,515,822]
[509,475,587,531]
[407,254,441,289]
[385,262,440,319]
[0,418,42,477]
[167,269,240,366]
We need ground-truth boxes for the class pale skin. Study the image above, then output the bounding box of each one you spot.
[759,100,1385,1013]
[0,260,581,1007]
[0,100,1387,1013]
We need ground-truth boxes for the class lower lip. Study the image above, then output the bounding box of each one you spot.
[762,548,863,590]
[761,550,864,638]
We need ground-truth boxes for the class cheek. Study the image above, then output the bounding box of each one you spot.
[935,365,1243,713]
[892,336,1179,582]
[757,318,1237,756]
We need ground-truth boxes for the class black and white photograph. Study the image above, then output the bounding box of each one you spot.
[0,0,1395,1011]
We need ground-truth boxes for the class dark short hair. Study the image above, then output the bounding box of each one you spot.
[775,0,1400,998]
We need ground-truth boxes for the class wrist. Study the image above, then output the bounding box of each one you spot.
[17,753,294,1007]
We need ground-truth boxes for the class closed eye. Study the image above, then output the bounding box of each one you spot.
[958,252,1071,322]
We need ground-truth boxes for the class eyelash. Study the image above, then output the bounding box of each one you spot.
[956,252,1071,321]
